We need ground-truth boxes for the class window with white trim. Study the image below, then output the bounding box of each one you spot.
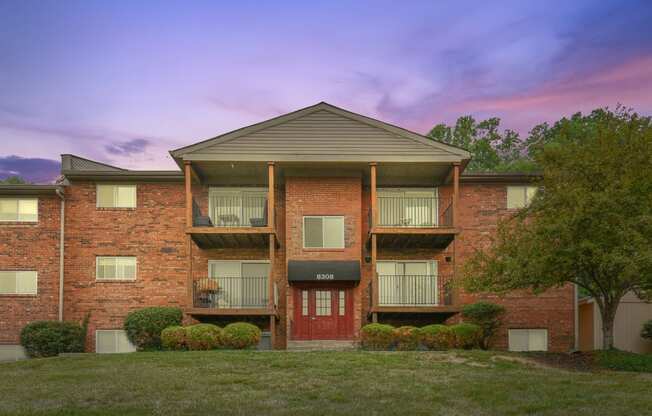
[508,329,548,352]
[97,184,136,208]
[0,198,38,222]
[96,257,137,280]
[96,330,137,353]
[506,186,537,209]
[303,216,344,248]
[0,271,37,295]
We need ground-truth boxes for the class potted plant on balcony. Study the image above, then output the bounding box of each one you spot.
[195,278,219,307]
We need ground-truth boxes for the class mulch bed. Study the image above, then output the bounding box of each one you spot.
[524,351,598,372]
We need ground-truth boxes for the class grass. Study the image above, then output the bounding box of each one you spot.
[594,349,652,372]
[1,350,651,415]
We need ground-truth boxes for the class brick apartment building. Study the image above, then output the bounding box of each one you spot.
[0,102,575,357]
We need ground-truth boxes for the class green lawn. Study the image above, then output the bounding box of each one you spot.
[1,350,651,415]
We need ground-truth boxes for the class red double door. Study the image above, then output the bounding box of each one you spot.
[292,286,354,340]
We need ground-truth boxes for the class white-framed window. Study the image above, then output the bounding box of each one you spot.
[506,186,538,209]
[96,184,136,208]
[508,329,548,352]
[303,216,344,248]
[208,187,268,227]
[96,257,137,281]
[96,330,137,353]
[208,260,270,308]
[0,271,37,295]
[302,290,309,316]
[315,290,332,316]
[339,290,345,316]
[0,198,38,222]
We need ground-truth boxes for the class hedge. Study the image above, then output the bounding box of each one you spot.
[393,326,421,351]
[641,320,652,341]
[450,323,482,349]
[20,321,86,358]
[222,323,261,349]
[420,324,454,350]
[124,307,183,350]
[161,326,188,351]
[360,323,395,350]
[186,324,223,350]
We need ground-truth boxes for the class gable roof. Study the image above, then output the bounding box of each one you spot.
[61,154,183,181]
[170,102,471,163]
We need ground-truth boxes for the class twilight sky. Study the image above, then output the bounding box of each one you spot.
[1,0,652,183]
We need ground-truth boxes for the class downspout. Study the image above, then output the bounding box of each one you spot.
[56,187,65,322]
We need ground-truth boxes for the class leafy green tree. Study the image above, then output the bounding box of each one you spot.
[462,106,652,350]
[428,116,537,172]
[0,176,27,184]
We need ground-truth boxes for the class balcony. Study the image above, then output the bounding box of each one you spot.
[371,274,460,313]
[377,196,453,228]
[188,194,277,249]
[189,276,278,316]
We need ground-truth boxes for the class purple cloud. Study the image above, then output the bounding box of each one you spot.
[0,155,60,184]
[104,138,151,156]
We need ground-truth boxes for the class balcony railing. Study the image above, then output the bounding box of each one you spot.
[193,276,268,309]
[377,196,453,227]
[377,274,452,306]
[210,195,268,227]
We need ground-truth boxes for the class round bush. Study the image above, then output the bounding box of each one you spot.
[393,326,421,351]
[222,323,261,349]
[641,320,652,341]
[20,321,85,358]
[450,323,482,349]
[420,324,454,350]
[186,324,223,350]
[461,302,506,349]
[123,307,183,350]
[161,326,188,351]
[360,323,395,350]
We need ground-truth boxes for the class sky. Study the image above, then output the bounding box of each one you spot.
[1,0,652,183]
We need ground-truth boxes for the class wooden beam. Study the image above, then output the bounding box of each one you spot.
[370,162,377,228]
[187,235,193,308]
[269,315,276,350]
[184,161,193,228]
[370,227,458,235]
[186,226,274,234]
[268,234,275,311]
[453,162,460,228]
[267,162,275,230]
[371,305,462,314]
[186,308,275,316]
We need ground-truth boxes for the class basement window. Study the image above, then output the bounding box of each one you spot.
[303,216,344,249]
[96,257,137,281]
[0,198,38,222]
[97,184,136,208]
[508,329,548,352]
[96,330,136,353]
[0,271,37,295]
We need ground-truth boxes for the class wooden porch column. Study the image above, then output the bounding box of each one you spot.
[268,233,276,349]
[371,233,378,323]
[370,162,377,228]
[452,163,460,228]
[184,161,193,228]
[267,162,275,230]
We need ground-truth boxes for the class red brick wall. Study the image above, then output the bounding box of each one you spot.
[454,183,575,352]
[284,176,364,338]
[63,181,190,350]
[0,195,61,344]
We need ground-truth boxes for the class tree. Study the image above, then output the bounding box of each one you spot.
[0,176,27,184]
[462,106,652,350]
[461,302,505,350]
[428,116,537,172]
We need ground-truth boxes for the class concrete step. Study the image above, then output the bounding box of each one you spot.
[287,340,359,351]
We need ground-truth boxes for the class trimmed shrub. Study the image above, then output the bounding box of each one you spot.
[186,324,223,350]
[222,323,261,349]
[421,324,454,350]
[461,302,506,349]
[450,323,482,349]
[20,321,85,358]
[161,326,188,351]
[360,323,395,350]
[642,320,652,341]
[123,307,183,350]
[393,326,421,351]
